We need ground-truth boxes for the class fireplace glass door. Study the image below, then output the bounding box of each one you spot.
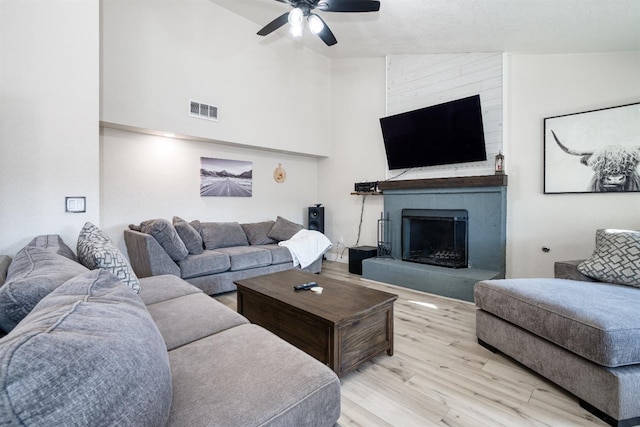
[401,209,468,269]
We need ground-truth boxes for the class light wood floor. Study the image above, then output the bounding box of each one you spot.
[215,261,607,427]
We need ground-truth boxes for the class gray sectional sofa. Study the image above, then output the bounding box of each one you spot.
[0,230,341,426]
[474,229,640,427]
[125,216,324,295]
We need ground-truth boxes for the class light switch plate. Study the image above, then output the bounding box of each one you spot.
[65,196,86,213]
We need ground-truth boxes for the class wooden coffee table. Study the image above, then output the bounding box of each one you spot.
[234,269,397,377]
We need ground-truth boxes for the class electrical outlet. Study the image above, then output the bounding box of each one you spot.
[338,237,345,246]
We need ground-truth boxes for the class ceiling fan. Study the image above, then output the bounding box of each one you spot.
[257,0,381,47]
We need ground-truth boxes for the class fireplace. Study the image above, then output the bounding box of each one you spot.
[401,209,468,269]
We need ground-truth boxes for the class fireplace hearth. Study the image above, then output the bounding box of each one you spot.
[402,209,468,269]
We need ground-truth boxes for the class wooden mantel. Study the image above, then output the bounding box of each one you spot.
[378,175,507,191]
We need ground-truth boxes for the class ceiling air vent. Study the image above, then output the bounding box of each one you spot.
[189,100,218,121]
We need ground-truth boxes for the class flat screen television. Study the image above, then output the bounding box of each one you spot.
[380,94,487,170]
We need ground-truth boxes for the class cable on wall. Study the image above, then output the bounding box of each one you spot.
[340,194,368,259]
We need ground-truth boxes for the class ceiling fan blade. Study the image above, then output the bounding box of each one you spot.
[317,0,380,12]
[257,12,290,36]
[314,15,338,46]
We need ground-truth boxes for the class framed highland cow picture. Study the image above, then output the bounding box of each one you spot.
[543,102,640,194]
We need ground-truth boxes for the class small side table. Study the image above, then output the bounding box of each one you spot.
[349,246,377,275]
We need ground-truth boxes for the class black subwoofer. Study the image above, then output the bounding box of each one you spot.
[308,206,325,234]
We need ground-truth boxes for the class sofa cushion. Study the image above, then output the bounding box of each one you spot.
[140,218,189,261]
[213,246,271,271]
[256,244,293,264]
[201,222,249,250]
[77,222,140,293]
[167,324,340,427]
[241,221,277,245]
[146,293,249,350]
[0,269,172,426]
[578,228,640,288]
[137,274,203,305]
[267,216,304,241]
[27,234,78,262]
[178,251,231,279]
[474,278,640,367]
[0,246,89,333]
[0,255,11,286]
[173,216,204,255]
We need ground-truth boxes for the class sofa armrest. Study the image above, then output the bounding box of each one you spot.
[124,229,180,278]
[554,259,597,282]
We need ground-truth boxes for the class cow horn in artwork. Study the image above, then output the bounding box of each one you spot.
[551,130,594,165]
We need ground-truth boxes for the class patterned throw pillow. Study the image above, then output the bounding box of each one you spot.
[578,229,640,288]
[77,222,141,293]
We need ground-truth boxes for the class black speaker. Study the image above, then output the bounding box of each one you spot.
[349,246,377,275]
[308,206,325,234]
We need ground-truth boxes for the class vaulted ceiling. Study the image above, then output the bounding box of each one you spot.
[210,0,640,58]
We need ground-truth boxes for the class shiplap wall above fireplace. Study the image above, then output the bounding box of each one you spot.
[385,53,503,180]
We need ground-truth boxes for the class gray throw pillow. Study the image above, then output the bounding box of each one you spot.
[190,219,202,235]
[200,222,249,250]
[578,228,640,288]
[0,247,89,333]
[241,221,277,245]
[27,234,78,262]
[267,216,304,241]
[140,218,189,261]
[173,216,204,255]
[0,269,172,426]
[77,222,141,293]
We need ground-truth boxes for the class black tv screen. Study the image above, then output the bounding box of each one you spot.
[380,95,487,170]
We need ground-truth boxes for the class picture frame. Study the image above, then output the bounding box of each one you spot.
[543,102,640,194]
[200,157,253,197]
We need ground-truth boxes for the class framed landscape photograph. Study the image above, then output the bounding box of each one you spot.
[200,157,252,197]
[543,102,640,194]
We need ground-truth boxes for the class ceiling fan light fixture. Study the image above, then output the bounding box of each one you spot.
[288,8,304,26]
[308,14,325,35]
[289,23,303,37]
[258,0,381,47]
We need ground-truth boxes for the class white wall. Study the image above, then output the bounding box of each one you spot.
[100,0,333,254]
[505,51,640,278]
[101,128,319,254]
[319,58,387,262]
[101,0,331,157]
[0,0,100,255]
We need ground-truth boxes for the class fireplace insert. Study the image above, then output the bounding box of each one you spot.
[401,209,468,269]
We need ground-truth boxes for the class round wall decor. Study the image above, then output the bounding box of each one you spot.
[273,163,286,183]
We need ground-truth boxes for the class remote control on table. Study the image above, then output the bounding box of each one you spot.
[294,281,318,291]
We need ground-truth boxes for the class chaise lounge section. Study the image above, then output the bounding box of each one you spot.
[474,229,640,427]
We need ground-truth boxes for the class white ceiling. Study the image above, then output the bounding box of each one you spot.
[209,0,640,58]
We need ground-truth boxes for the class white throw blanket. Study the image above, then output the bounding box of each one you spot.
[279,229,332,269]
